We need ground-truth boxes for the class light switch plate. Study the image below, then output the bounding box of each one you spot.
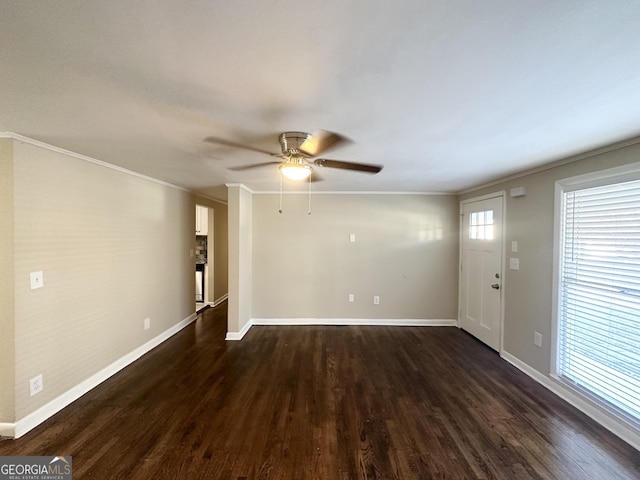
[30,271,44,289]
[509,258,520,270]
[349,234,356,243]
[534,332,543,347]
[511,241,518,253]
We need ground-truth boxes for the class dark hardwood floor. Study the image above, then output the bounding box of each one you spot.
[1,302,639,479]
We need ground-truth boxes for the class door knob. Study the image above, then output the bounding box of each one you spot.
[491,283,500,289]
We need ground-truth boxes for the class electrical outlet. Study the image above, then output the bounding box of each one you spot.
[30,271,44,290]
[373,295,380,305]
[144,318,151,330]
[534,332,543,348]
[30,374,43,396]
[348,294,354,303]
[509,258,520,270]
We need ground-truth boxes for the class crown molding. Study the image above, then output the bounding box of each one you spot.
[457,134,640,195]
[225,183,255,194]
[253,190,454,196]
[0,132,189,192]
[193,192,228,206]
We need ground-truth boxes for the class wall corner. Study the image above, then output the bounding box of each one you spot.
[0,138,16,425]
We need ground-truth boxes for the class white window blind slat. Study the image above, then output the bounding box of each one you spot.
[558,178,640,424]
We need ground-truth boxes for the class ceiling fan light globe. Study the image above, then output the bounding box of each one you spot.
[279,164,312,181]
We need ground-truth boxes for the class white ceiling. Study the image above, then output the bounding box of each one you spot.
[3,1,640,201]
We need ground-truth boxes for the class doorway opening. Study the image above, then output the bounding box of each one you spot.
[195,204,214,312]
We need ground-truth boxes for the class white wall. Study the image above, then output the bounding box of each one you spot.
[1,137,195,431]
[251,193,459,321]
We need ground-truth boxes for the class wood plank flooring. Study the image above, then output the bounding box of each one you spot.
[1,302,639,479]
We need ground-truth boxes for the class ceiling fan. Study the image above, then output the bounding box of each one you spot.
[205,130,383,181]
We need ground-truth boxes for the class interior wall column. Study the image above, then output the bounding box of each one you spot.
[225,184,253,338]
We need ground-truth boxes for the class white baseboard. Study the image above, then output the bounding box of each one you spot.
[212,294,228,307]
[6,312,198,439]
[251,318,458,327]
[224,318,457,342]
[501,351,640,452]
[225,319,252,341]
[198,295,228,312]
[0,423,14,438]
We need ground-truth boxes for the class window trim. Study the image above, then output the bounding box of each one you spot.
[552,161,640,432]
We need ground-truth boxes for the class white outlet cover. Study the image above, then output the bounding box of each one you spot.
[30,271,44,289]
[373,295,380,305]
[144,318,151,330]
[348,294,354,303]
[511,241,518,253]
[349,234,356,243]
[509,258,520,270]
[30,374,43,396]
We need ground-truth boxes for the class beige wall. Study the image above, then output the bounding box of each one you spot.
[460,139,640,375]
[0,139,16,424]
[227,185,252,335]
[251,193,459,320]
[6,138,195,421]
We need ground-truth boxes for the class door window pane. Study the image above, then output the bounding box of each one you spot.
[469,209,494,240]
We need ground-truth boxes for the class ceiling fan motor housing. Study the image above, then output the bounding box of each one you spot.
[279,132,312,156]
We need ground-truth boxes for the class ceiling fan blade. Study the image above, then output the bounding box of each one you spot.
[229,161,282,171]
[204,136,280,157]
[299,130,349,157]
[313,159,383,174]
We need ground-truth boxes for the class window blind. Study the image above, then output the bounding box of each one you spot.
[559,178,640,423]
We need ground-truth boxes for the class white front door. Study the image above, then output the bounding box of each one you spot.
[459,195,504,351]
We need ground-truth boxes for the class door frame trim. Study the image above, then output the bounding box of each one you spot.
[458,191,506,353]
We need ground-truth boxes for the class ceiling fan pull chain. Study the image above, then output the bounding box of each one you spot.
[308,171,312,215]
[279,172,283,214]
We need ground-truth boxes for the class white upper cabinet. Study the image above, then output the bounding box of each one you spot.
[196,205,208,235]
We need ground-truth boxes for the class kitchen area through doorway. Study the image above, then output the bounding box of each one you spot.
[195,204,212,312]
